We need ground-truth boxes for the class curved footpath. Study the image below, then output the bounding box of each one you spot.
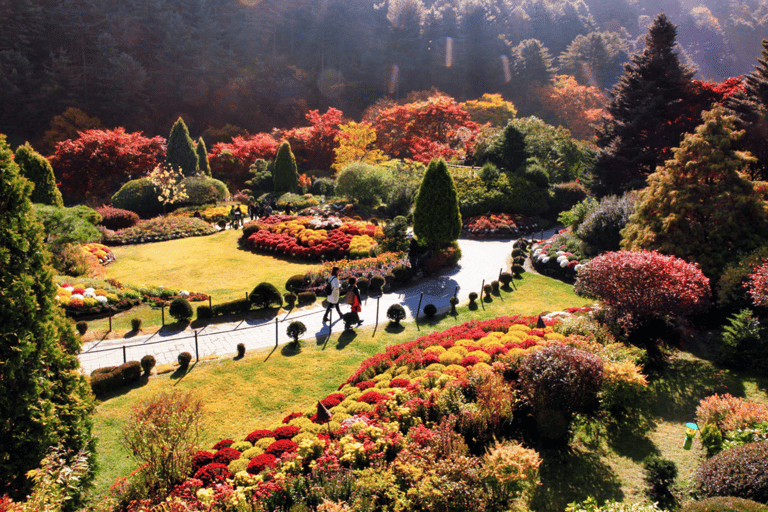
[79,231,558,374]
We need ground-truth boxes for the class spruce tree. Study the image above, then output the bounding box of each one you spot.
[413,158,462,248]
[0,135,94,500]
[166,117,199,177]
[272,141,298,193]
[14,142,64,207]
[594,14,696,195]
[621,106,768,280]
[196,136,211,177]
[726,39,768,180]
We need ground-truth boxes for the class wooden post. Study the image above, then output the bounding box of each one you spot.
[375,297,380,331]
[161,304,165,326]
[122,345,126,363]
[208,296,212,309]
[108,313,112,332]
[480,279,485,310]
[195,330,199,362]
[416,292,424,320]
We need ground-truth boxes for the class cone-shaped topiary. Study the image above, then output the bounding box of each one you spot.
[413,159,461,248]
[167,117,199,177]
[15,142,63,206]
[0,135,94,501]
[273,141,298,193]
[196,137,211,177]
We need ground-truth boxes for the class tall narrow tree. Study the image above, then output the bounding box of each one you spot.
[273,141,298,193]
[413,158,461,247]
[196,136,211,177]
[0,135,94,501]
[14,142,63,206]
[166,117,199,177]
[593,14,696,195]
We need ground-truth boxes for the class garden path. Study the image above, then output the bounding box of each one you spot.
[79,230,559,374]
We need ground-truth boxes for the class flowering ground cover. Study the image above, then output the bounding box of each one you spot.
[532,229,590,280]
[103,216,218,245]
[173,204,248,224]
[246,215,384,260]
[110,312,652,511]
[81,243,117,265]
[463,212,539,238]
[297,252,408,294]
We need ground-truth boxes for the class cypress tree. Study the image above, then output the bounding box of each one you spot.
[196,136,211,176]
[413,158,462,247]
[0,135,95,500]
[726,39,768,180]
[166,117,199,177]
[273,141,298,193]
[14,142,64,206]
[621,106,768,281]
[593,14,696,195]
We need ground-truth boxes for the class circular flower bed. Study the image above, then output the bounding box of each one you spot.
[81,243,116,265]
[463,213,538,239]
[531,230,589,280]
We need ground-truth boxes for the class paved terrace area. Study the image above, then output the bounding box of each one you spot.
[79,231,558,374]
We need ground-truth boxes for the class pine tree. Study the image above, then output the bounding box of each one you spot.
[0,135,94,500]
[594,14,696,195]
[621,105,768,280]
[196,137,211,177]
[726,39,768,180]
[413,158,462,247]
[272,141,298,193]
[166,117,199,177]
[14,142,64,207]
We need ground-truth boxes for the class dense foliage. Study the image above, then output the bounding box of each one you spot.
[695,440,768,503]
[14,142,63,206]
[273,141,299,193]
[166,117,199,177]
[413,159,462,247]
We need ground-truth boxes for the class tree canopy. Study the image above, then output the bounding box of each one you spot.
[413,158,462,247]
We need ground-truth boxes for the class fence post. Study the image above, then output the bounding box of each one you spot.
[416,292,424,320]
[375,297,380,331]
[275,317,279,348]
[454,286,458,298]
[480,279,485,310]
[195,330,199,362]
[161,304,165,326]
[108,313,113,332]
[209,296,212,310]
[122,345,126,364]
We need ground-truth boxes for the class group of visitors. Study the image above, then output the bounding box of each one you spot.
[229,199,290,229]
[322,266,363,330]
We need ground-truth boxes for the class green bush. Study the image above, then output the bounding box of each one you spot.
[210,298,251,317]
[168,297,193,322]
[576,193,637,255]
[236,343,246,358]
[283,293,297,308]
[681,497,768,512]
[310,177,335,196]
[141,355,156,375]
[178,352,193,369]
[370,276,385,294]
[696,440,768,502]
[197,305,213,320]
[131,318,143,331]
[285,274,307,292]
[249,282,283,309]
[247,168,274,194]
[335,163,391,207]
[296,291,316,305]
[643,456,678,510]
[111,178,163,218]
[120,361,143,383]
[718,309,765,370]
[422,304,437,318]
[76,321,88,335]
[717,247,768,312]
[177,176,229,206]
[499,272,513,287]
[552,181,589,215]
[286,321,307,343]
[387,304,406,325]
[357,277,369,294]
[700,424,723,457]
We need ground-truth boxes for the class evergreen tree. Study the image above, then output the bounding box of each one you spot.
[726,39,768,180]
[272,141,298,193]
[621,106,768,280]
[413,158,461,247]
[594,14,696,195]
[14,142,63,207]
[166,117,199,177]
[0,135,94,501]
[196,137,211,177]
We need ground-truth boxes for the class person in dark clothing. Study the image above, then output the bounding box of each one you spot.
[345,276,363,329]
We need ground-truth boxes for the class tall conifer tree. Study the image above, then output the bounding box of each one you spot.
[413,158,461,247]
[196,136,211,177]
[594,14,695,195]
[166,117,199,177]
[0,135,94,500]
[273,141,298,193]
[14,142,64,206]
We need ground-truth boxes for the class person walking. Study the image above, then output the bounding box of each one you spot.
[322,267,342,323]
[346,276,363,328]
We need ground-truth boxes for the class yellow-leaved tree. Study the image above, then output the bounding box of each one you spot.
[461,93,517,127]
[332,121,387,174]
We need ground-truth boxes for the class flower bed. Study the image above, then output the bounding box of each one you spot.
[102,216,218,245]
[246,215,384,260]
[114,313,649,511]
[463,213,539,239]
[531,229,589,280]
[296,252,408,294]
[81,243,116,265]
[173,204,248,223]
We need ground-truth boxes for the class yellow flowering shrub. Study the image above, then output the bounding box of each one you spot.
[448,346,469,356]
[439,350,464,365]
[467,350,491,363]
[254,437,276,450]
[455,339,478,348]
[444,364,467,377]
[509,324,531,333]
[425,363,446,372]
[424,345,446,355]
[544,332,566,341]
[482,441,542,496]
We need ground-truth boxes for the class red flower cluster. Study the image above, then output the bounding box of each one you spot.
[212,439,234,450]
[245,429,274,444]
[191,451,214,474]
[320,393,345,408]
[213,447,241,466]
[193,463,232,487]
[356,381,376,391]
[265,439,298,458]
[389,378,411,388]
[282,412,303,424]
[246,454,277,475]
[358,391,388,405]
[273,425,300,440]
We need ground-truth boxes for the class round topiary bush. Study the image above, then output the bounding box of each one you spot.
[169,297,193,322]
[387,304,406,325]
[111,177,163,218]
[283,292,297,308]
[140,355,156,375]
[178,176,230,206]
[422,303,437,318]
[75,321,88,336]
[357,277,370,294]
[236,343,246,358]
[296,291,316,305]
[286,321,307,344]
[491,280,500,293]
[499,272,513,287]
[131,317,142,331]
[178,351,193,369]
[696,440,768,503]
[468,292,478,304]
[249,282,283,309]
[369,276,385,294]
[285,274,307,293]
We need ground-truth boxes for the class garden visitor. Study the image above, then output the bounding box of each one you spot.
[322,266,342,323]
[285,202,292,215]
[346,276,363,328]
[229,205,239,228]
[248,201,256,221]
[264,203,272,218]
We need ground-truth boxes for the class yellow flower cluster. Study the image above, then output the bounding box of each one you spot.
[348,235,377,258]
[602,361,648,389]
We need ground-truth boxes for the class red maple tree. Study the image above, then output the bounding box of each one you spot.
[281,108,344,171]
[208,133,279,191]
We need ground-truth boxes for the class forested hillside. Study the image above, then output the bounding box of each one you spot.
[1,0,765,147]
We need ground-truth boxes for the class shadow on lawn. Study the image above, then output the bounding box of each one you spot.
[529,445,623,512]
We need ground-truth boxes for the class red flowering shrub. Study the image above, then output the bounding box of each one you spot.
[265,439,298,458]
[282,412,303,424]
[95,205,140,230]
[390,378,410,388]
[272,426,300,440]
[193,463,232,487]
[212,439,234,450]
[208,133,278,190]
[746,259,768,308]
[247,454,278,475]
[190,451,214,474]
[170,478,204,501]
[575,251,711,327]
[420,353,441,366]
[245,429,274,444]
[213,447,241,466]
[696,393,768,432]
[356,381,376,391]
[358,391,387,405]
[460,355,480,367]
